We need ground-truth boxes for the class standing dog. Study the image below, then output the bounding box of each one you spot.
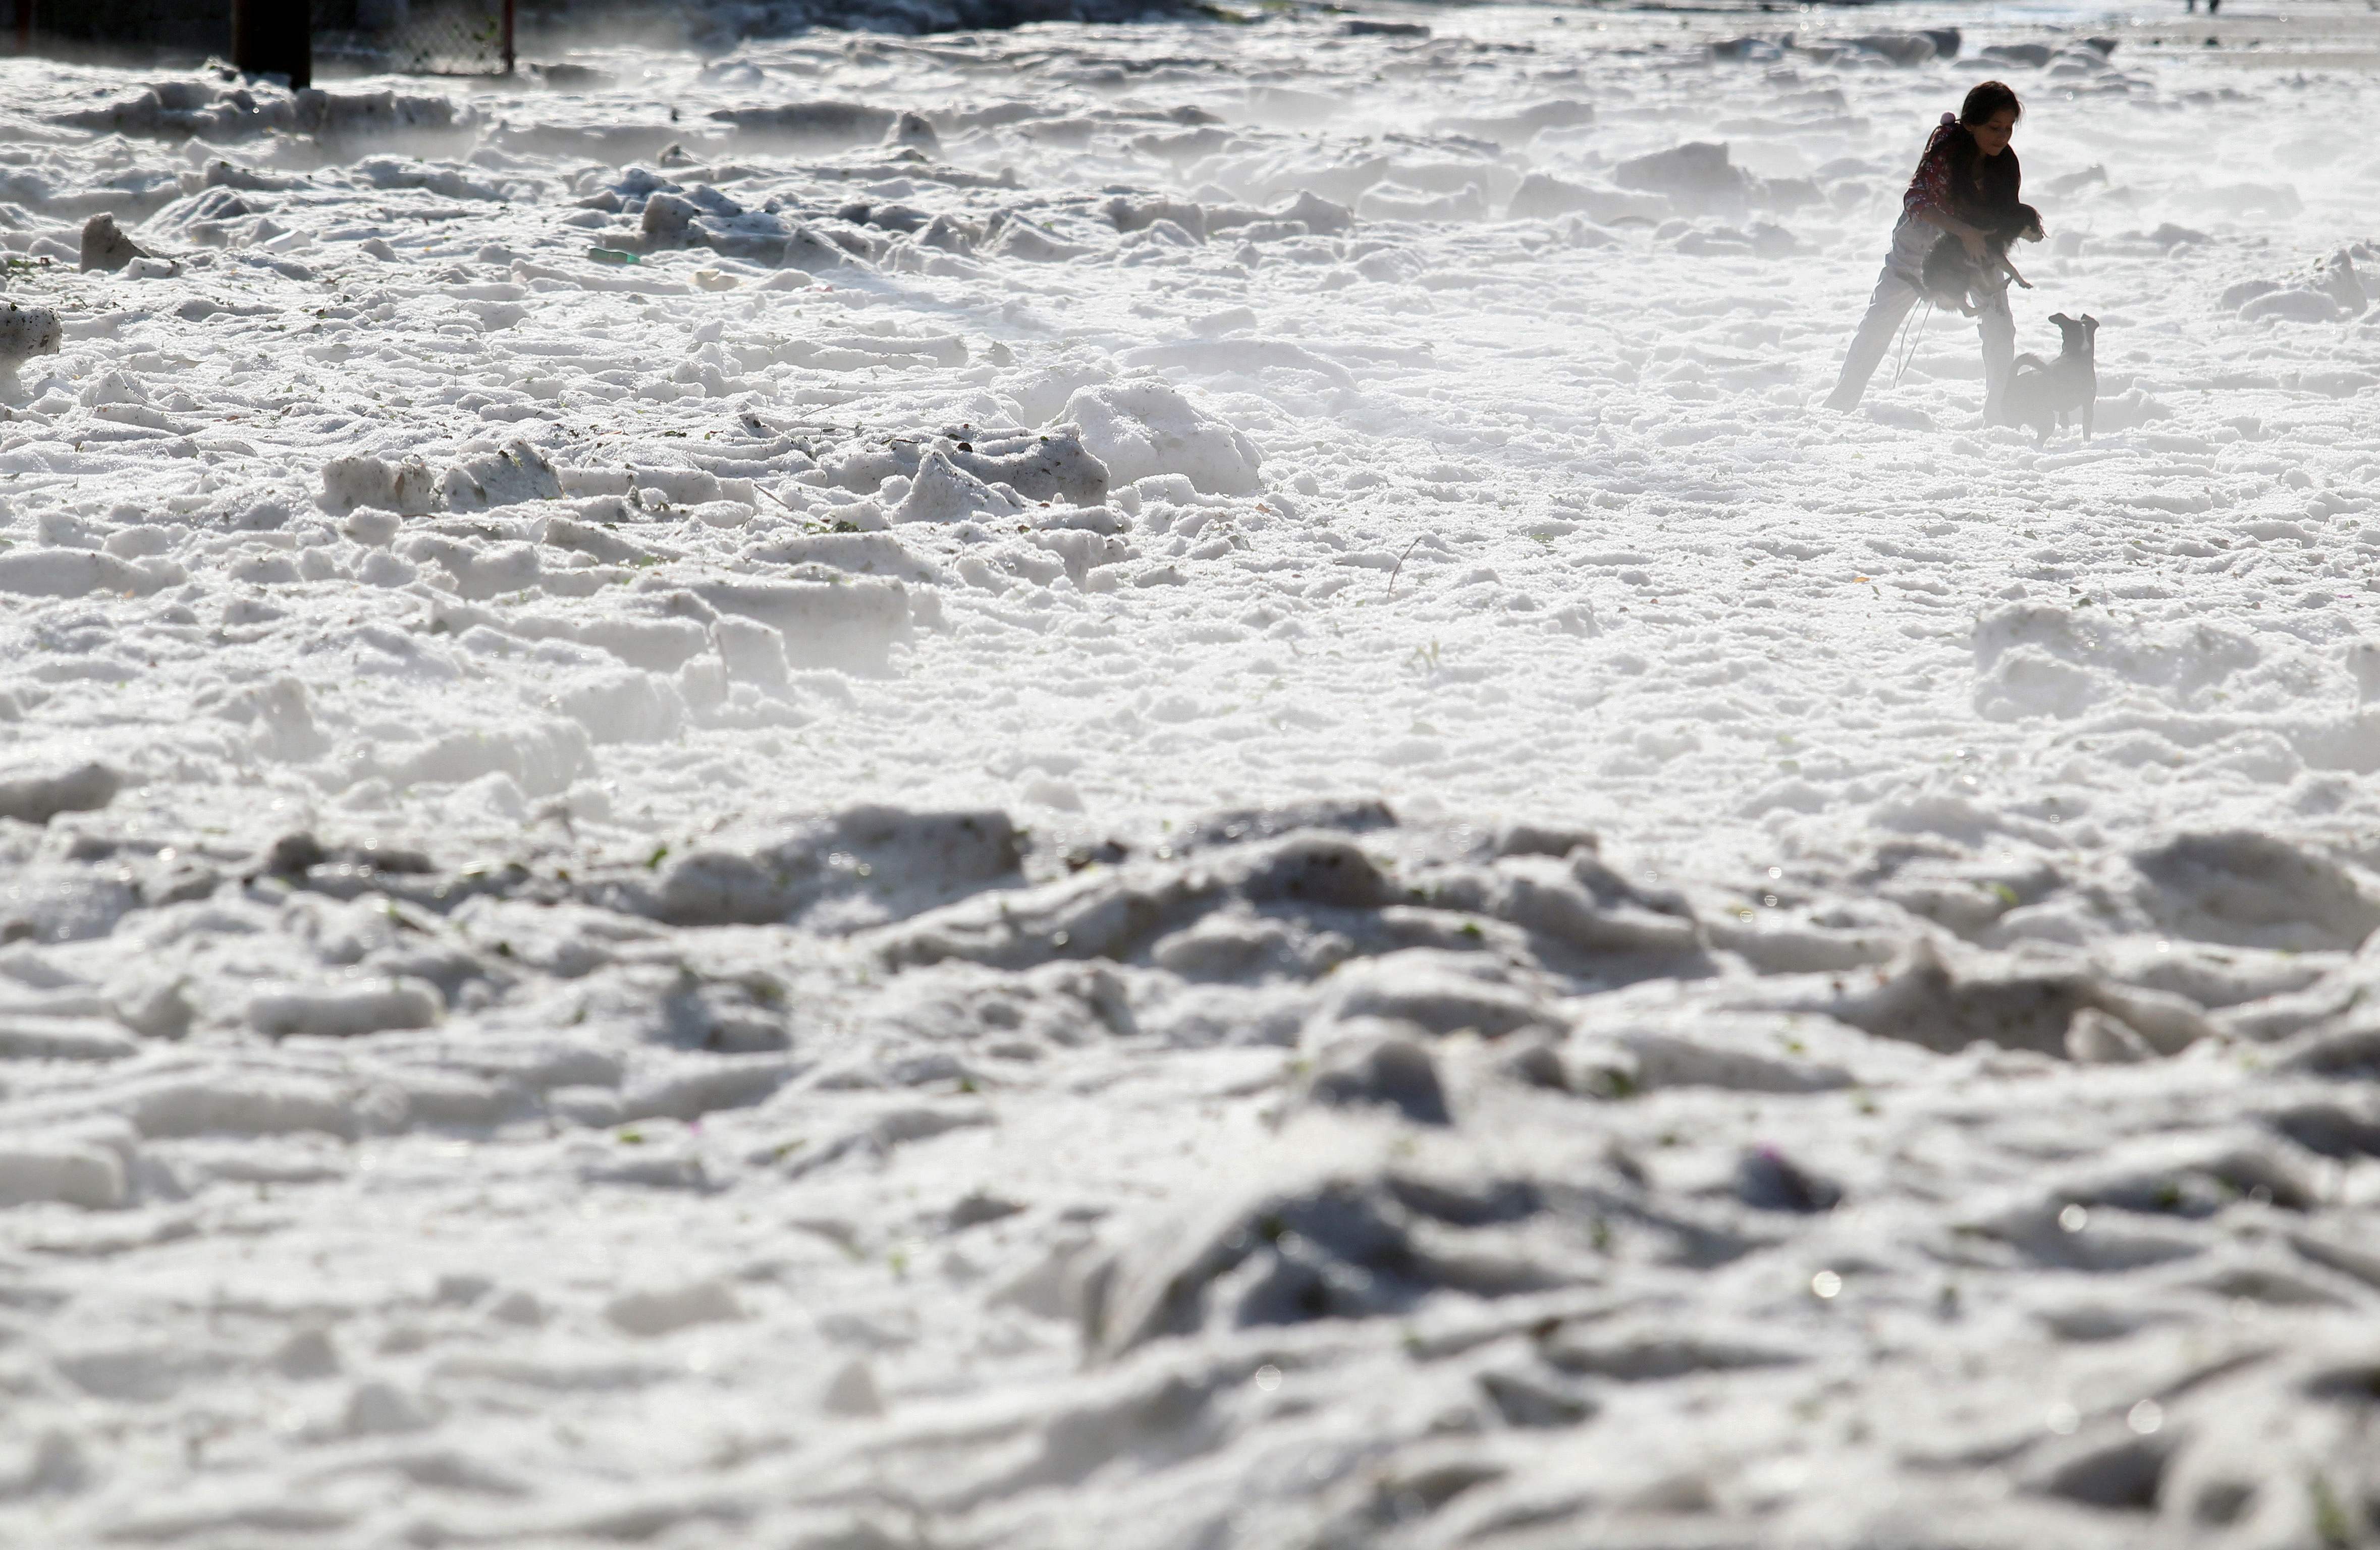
[2001,312,2098,441]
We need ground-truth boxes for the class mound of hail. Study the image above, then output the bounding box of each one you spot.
[2,6,2379,1546]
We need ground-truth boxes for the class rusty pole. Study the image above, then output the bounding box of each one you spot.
[502,0,515,74]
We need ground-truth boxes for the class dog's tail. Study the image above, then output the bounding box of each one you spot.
[2012,353,2048,373]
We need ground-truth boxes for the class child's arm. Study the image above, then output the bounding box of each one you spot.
[1902,121,1990,260]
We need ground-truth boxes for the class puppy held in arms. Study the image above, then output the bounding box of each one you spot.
[1919,200,2044,316]
[2003,312,2099,441]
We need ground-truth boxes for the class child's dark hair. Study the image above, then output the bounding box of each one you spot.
[1960,81,2023,126]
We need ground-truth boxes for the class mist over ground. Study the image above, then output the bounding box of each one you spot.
[1,3,2378,1545]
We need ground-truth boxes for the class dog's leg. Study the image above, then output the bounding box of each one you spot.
[1998,253,2034,291]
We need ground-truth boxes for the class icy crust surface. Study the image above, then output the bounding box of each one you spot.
[2,3,2379,1546]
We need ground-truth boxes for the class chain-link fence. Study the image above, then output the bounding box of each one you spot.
[317,0,513,76]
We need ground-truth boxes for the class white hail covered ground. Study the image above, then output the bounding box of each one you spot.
[1,3,2378,1544]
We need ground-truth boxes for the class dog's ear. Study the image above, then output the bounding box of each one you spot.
[2081,314,2099,330]
[2049,312,2073,325]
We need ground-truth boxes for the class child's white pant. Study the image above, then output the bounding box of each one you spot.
[1826,216,2016,415]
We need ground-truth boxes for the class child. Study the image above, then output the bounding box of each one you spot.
[1823,81,2042,421]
